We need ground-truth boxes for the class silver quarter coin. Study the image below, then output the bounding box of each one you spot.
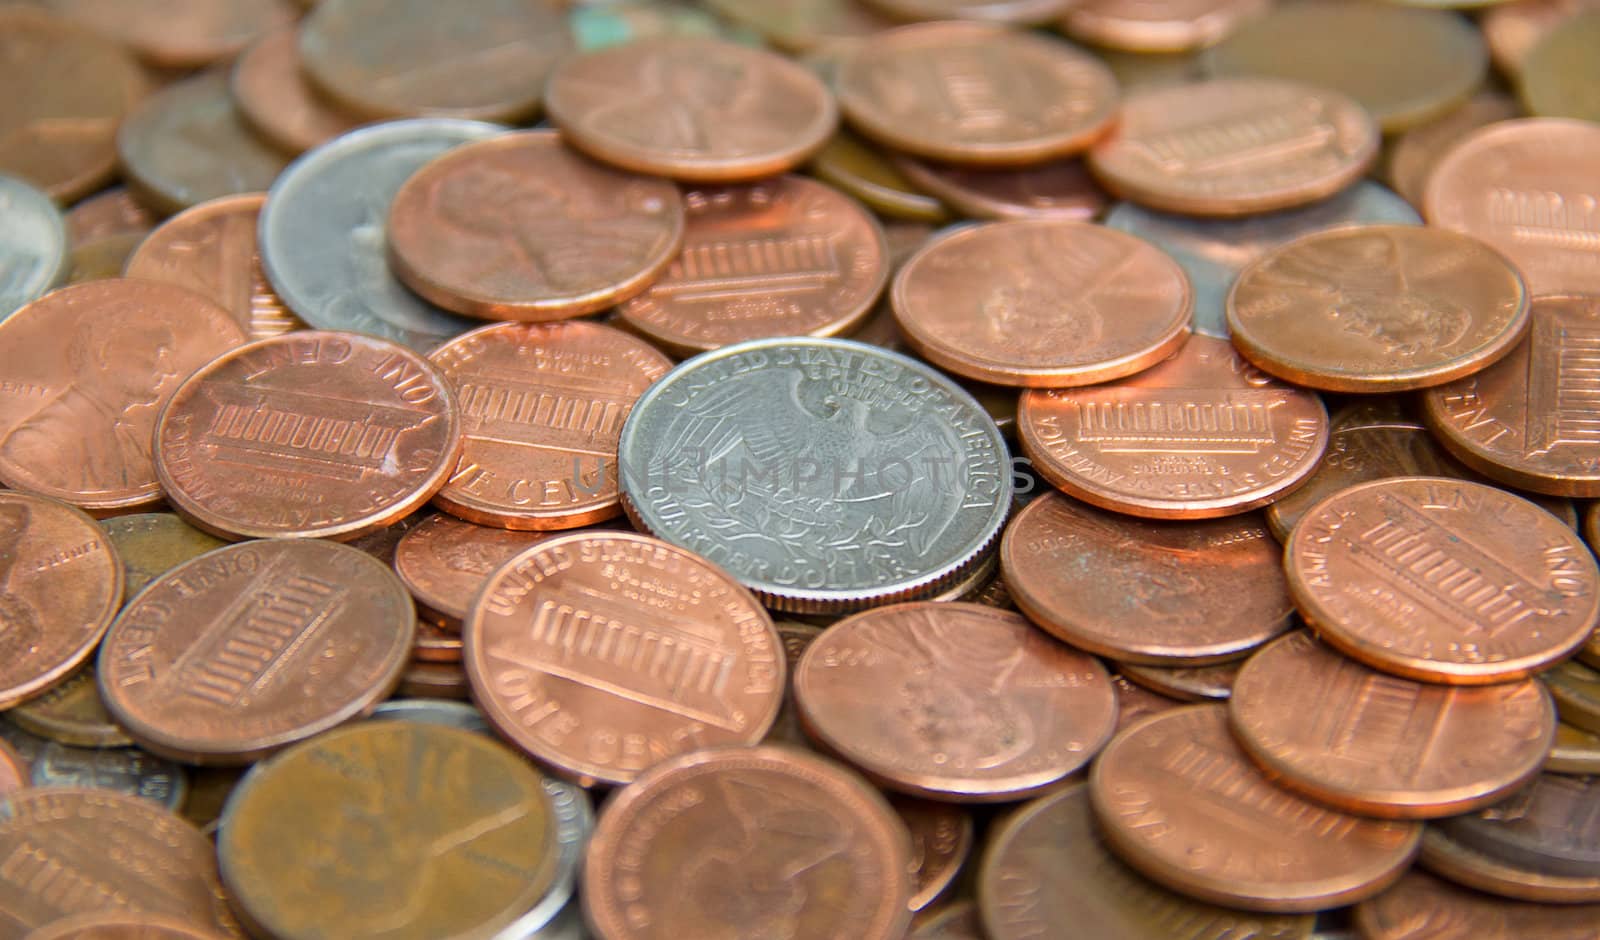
[0,174,69,322]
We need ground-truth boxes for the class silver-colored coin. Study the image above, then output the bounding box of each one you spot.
[1435,774,1600,879]
[1104,181,1420,338]
[368,698,489,733]
[510,901,591,940]
[618,337,1012,613]
[0,174,69,322]
[32,739,188,811]
[259,119,502,351]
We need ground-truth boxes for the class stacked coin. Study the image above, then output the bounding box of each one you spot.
[0,1,1598,938]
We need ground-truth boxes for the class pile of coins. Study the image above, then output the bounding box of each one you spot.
[0,0,1598,937]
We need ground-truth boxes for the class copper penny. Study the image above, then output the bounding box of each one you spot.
[1110,672,1184,733]
[9,665,133,748]
[387,130,685,321]
[1386,91,1521,210]
[864,0,1074,22]
[1287,476,1600,684]
[896,798,973,912]
[582,746,914,940]
[124,193,303,340]
[795,601,1117,802]
[0,492,122,710]
[0,8,149,204]
[393,513,557,626]
[979,782,1315,940]
[1356,869,1600,940]
[231,27,365,156]
[0,788,236,936]
[154,330,462,541]
[702,0,896,52]
[412,618,463,664]
[1437,772,1600,880]
[101,512,228,598]
[808,131,952,225]
[427,320,670,528]
[24,912,232,939]
[1088,78,1378,217]
[763,619,824,748]
[65,188,155,246]
[1002,493,1292,665]
[546,36,836,182]
[1090,705,1422,912]
[891,156,1106,222]
[1519,11,1600,122]
[1231,632,1556,819]
[835,23,1118,166]
[1118,659,1240,702]
[1423,118,1600,296]
[911,902,983,940]
[893,221,1190,388]
[42,0,296,67]
[1483,0,1599,76]
[465,531,784,786]
[1227,225,1531,393]
[1420,824,1600,904]
[1062,0,1272,53]
[616,176,889,356]
[1018,334,1329,519]
[0,739,26,796]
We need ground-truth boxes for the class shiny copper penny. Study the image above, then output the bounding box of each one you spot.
[393,513,556,626]
[1437,772,1600,881]
[1420,825,1600,903]
[154,330,462,541]
[1087,78,1378,217]
[546,36,836,182]
[0,788,236,935]
[616,176,889,356]
[66,188,155,246]
[0,492,122,710]
[1356,869,1600,940]
[1002,493,1291,665]
[1286,476,1600,684]
[891,156,1106,222]
[1090,705,1422,912]
[1231,632,1556,819]
[39,0,295,68]
[979,782,1315,940]
[24,911,232,939]
[387,130,685,321]
[0,8,149,204]
[835,23,1118,166]
[1062,0,1272,53]
[124,193,303,339]
[893,221,1190,388]
[231,27,366,156]
[1227,225,1531,393]
[1018,334,1329,518]
[0,279,246,512]
[864,0,1074,22]
[427,320,671,528]
[1119,659,1240,702]
[1386,92,1521,210]
[1424,297,1600,497]
[98,539,415,764]
[0,739,26,796]
[583,746,914,940]
[795,601,1117,802]
[896,798,973,912]
[465,531,784,786]
[101,512,228,598]
[9,665,132,748]
[1423,119,1600,296]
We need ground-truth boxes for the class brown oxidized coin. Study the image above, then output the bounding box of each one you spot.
[1355,869,1600,940]
[1018,335,1329,518]
[465,531,784,786]
[38,0,296,68]
[231,27,366,156]
[1227,225,1530,393]
[97,539,414,765]
[896,798,972,913]
[100,512,228,598]
[616,176,890,356]
[835,23,1118,166]
[1062,0,1272,53]
[1230,632,1556,819]
[1423,296,1600,497]
[393,513,556,626]
[0,788,236,936]
[1088,78,1378,217]
[0,492,122,710]
[427,320,671,529]
[9,665,132,749]
[893,221,1190,388]
[890,156,1106,222]
[0,279,245,513]
[1547,659,1600,734]
[1001,493,1291,665]
[1285,477,1600,685]
[1090,705,1422,912]
[1435,773,1600,882]
[1420,823,1600,904]
[387,130,685,321]
[1118,660,1240,701]
[154,330,462,541]
[124,193,303,339]
[583,746,914,940]
[23,912,233,939]
[546,36,837,182]
[0,739,26,796]
[795,601,1117,802]
[398,662,470,701]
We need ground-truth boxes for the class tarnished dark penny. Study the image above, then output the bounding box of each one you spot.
[617,176,889,356]
[797,602,1117,802]
[1387,91,1520,210]
[0,492,122,710]
[835,23,1118,166]
[393,513,556,626]
[809,131,951,224]
[864,0,1074,22]
[0,7,149,203]
[1003,493,1291,665]
[1119,660,1239,702]
[101,512,228,598]
[1547,659,1600,734]
[39,0,296,68]
[219,720,559,940]
[1285,477,1600,684]
[1090,705,1422,912]
[895,798,972,912]
[428,320,671,528]
[387,130,686,321]
[1437,773,1600,881]
[0,788,236,936]
[1420,825,1600,904]
[583,746,914,940]
[24,911,233,939]
[979,782,1315,940]
[9,665,132,748]
[1356,869,1600,940]
[465,531,784,786]
[1062,0,1272,52]
[546,36,837,182]
[703,0,896,52]
[1520,11,1600,122]
[231,27,366,155]
[98,539,415,764]
[29,741,187,812]
[892,156,1106,222]
[1230,632,1556,819]
[0,739,26,797]
[154,331,462,541]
